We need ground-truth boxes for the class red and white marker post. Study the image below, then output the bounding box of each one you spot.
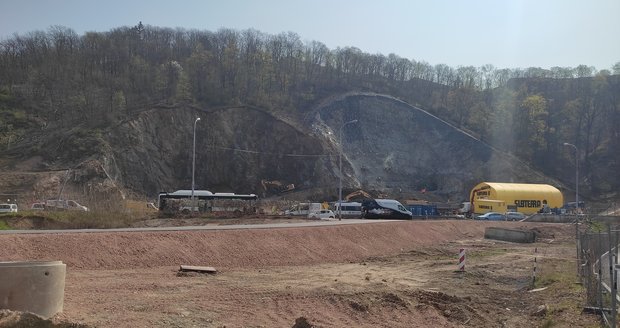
[458,248,466,272]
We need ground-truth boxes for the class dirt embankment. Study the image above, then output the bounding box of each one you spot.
[1,220,546,270]
[0,221,596,328]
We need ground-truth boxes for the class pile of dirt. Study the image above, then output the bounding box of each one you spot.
[412,290,480,324]
[0,310,89,328]
[0,220,526,270]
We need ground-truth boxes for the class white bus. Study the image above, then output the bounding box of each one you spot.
[157,190,258,212]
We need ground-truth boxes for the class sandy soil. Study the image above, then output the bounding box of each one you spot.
[0,219,599,327]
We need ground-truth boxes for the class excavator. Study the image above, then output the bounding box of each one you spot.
[260,179,295,195]
[344,189,373,202]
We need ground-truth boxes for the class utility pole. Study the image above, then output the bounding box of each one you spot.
[338,119,358,221]
[192,117,201,213]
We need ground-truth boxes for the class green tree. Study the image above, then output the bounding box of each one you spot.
[516,95,548,159]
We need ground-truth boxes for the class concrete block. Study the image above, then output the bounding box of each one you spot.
[484,227,536,243]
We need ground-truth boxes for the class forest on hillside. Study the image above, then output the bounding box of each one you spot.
[0,23,619,197]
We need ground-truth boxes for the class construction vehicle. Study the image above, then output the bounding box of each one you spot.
[344,190,373,202]
[260,180,295,195]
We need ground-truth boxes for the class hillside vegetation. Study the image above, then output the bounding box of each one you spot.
[0,23,619,200]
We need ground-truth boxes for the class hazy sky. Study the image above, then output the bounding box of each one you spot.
[1,0,618,70]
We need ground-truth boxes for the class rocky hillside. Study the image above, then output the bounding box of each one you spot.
[0,92,566,205]
[6,25,615,205]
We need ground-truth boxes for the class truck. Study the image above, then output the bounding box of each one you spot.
[285,202,322,216]
[464,182,563,217]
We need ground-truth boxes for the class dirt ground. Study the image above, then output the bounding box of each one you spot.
[0,219,601,327]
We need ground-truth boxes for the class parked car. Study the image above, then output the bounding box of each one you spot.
[0,204,18,213]
[308,209,335,219]
[31,202,45,211]
[45,199,88,211]
[475,212,506,221]
[505,211,526,221]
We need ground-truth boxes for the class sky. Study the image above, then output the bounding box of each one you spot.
[0,0,618,70]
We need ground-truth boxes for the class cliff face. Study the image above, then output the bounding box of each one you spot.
[314,94,562,199]
[2,93,566,203]
[104,105,330,197]
[98,93,564,201]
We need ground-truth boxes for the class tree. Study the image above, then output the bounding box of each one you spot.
[516,95,548,159]
[613,61,620,75]
[575,65,595,78]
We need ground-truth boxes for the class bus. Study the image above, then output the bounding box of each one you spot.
[157,190,258,212]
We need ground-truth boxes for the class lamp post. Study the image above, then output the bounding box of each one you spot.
[191,117,201,213]
[338,119,358,221]
[564,142,579,276]
[563,143,578,213]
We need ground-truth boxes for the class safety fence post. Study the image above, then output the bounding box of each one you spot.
[532,247,537,286]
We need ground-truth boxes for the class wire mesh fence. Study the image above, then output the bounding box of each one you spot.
[578,219,620,327]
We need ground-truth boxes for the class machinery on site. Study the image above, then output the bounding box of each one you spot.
[260,179,295,196]
[344,190,373,202]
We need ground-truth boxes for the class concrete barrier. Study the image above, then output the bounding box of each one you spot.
[484,227,536,243]
[525,214,620,224]
[525,214,576,223]
[0,261,66,318]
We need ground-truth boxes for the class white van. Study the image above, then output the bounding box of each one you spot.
[308,209,335,219]
[333,202,362,217]
[285,202,322,216]
[45,200,89,211]
[0,204,18,213]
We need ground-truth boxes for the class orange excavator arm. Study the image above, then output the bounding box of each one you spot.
[344,190,372,202]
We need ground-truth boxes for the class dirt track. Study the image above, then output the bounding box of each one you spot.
[0,220,600,327]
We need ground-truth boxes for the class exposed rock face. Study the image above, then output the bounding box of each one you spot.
[105,105,328,197]
[314,94,561,199]
[101,94,562,200]
[3,93,565,202]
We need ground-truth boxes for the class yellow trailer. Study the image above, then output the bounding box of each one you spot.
[469,182,563,215]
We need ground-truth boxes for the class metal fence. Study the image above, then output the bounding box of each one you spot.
[578,220,620,327]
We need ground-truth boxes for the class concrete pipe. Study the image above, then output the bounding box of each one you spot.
[0,261,66,319]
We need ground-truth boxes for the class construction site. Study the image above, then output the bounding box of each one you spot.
[0,213,605,328]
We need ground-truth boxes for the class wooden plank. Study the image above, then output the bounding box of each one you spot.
[179,265,217,273]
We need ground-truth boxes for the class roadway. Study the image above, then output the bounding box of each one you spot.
[0,219,401,234]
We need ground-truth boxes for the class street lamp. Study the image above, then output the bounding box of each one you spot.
[564,142,579,276]
[191,117,201,213]
[338,119,358,221]
[563,143,578,213]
